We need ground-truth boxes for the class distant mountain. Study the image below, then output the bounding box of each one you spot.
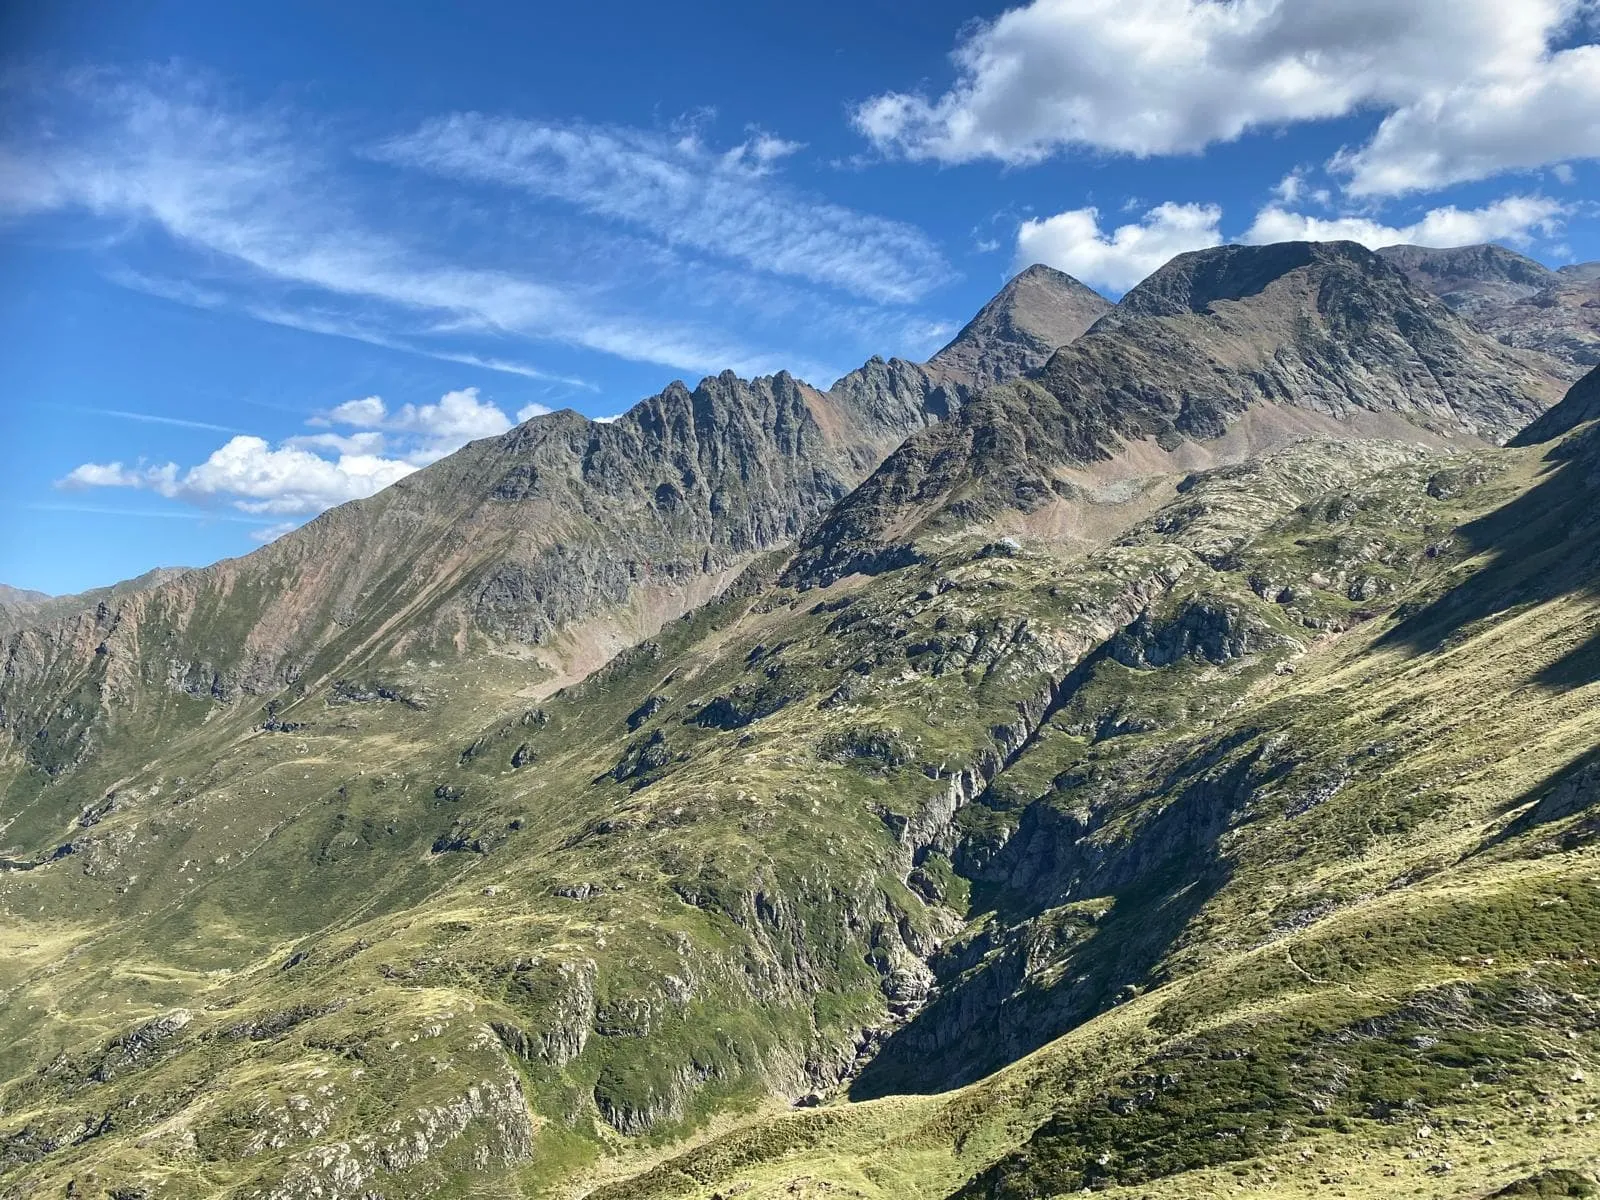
[791,240,1566,585]
[0,583,50,611]
[0,569,186,637]
[926,263,1113,388]
[0,265,1105,774]
[1380,242,1600,378]
[1375,243,1557,309]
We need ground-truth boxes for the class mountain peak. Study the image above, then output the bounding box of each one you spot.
[1112,240,1388,319]
[929,262,1112,387]
[1376,242,1558,301]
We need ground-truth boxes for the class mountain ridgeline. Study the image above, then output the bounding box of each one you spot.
[788,240,1565,586]
[1379,241,1600,377]
[2,241,1599,1200]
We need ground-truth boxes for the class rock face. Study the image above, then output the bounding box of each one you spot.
[1380,242,1600,378]
[927,263,1113,387]
[790,241,1565,586]
[1512,365,1600,445]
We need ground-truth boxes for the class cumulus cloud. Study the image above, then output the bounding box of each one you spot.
[58,386,548,520]
[372,114,948,303]
[317,387,515,448]
[1334,44,1600,195]
[61,439,415,515]
[853,0,1599,195]
[1270,168,1332,208]
[1016,202,1224,293]
[1245,194,1569,249]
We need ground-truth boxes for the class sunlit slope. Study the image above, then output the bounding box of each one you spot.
[2,415,1597,1197]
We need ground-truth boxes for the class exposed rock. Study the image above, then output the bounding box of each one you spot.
[786,242,1563,587]
[928,263,1112,387]
[1381,243,1600,378]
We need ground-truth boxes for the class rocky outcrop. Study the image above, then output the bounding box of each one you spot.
[1381,243,1600,379]
[1087,241,1562,440]
[785,242,1564,588]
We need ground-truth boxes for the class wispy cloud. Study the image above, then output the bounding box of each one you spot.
[54,405,248,435]
[2,66,952,386]
[28,501,276,524]
[105,266,599,389]
[373,114,951,304]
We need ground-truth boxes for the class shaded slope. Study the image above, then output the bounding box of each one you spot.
[1511,364,1600,445]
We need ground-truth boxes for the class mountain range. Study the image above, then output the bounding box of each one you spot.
[2,239,1598,1200]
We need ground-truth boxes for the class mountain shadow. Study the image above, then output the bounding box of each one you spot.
[1483,743,1600,854]
[847,725,1285,1099]
[1377,409,1600,690]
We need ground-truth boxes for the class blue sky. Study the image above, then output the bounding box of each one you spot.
[3,0,1597,595]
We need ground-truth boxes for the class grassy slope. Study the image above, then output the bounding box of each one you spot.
[581,430,1600,1198]
[1,429,1597,1199]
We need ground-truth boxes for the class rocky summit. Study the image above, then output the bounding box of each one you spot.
[4,243,1600,1200]
[925,263,1114,388]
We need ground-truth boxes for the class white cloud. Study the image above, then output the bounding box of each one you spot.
[1270,168,1330,207]
[324,387,513,445]
[1245,194,1568,249]
[372,114,948,304]
[1335,44,1600,195]
[852,0,1599,195]
[250,521,299,544]
[62,438,416,515]
[283,431,389,456]
[180,438,418,514]
[1016,202,1223,293]
[59,386,533,519]
[323,396,387,427]
[516,402,553,422]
